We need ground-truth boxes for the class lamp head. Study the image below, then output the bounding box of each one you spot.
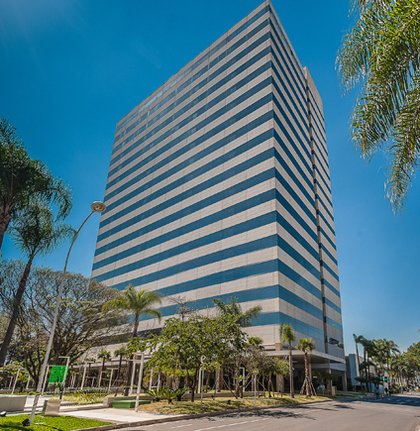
[90,201,107,213]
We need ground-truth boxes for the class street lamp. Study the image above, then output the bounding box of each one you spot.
[58,356,70,399]
[29,202,106,423]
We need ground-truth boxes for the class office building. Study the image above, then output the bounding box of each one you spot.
[92,0,346,382]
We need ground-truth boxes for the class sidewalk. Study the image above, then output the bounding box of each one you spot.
[60,398,336,431]
[58,407,181,424]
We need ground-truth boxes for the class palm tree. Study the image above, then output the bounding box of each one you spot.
[373,339,387,386]
[336,1,420,212]
[353,334,365,378]
[97,350,111,388]
[296,338,316,397]
[0,116,73,249]
[213,298,262,327]
[114,347,127,385]
[102,284,162,338]
[84,357,96,387]
[213,298,262,393]
[360,338,376,392]
[102,284,162,395]
[0,201,73,365]
[382,339,399,388]
[279,323,296,398]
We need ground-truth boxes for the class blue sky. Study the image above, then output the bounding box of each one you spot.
[1,0,419,354]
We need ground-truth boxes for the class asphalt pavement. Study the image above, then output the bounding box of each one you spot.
[110,394,420,431]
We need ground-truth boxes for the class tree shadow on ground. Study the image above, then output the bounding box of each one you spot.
[205,408,318,421]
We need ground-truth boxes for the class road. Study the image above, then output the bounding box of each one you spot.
[124,393,420,431]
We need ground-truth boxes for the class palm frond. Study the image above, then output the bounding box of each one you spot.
[337,0,420,211]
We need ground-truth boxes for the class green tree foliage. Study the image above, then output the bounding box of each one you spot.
[97,350,111,386]
[113,346,127,385]
[212,298,261,398]
[372,338,400,384]
[0,116,73,248]
[279,323,296,398]
[353,334,364,374]
[336,0,420,212]
[0,257,126,386]
[102,284,162,338]
[351,334,419,391]
[212,298,262,327]
[296,338,316,397]
[0,202,74,365]
[313,370,338,395]
[147,314,247,402]
[102,284,162,395]
[240,337,289,397]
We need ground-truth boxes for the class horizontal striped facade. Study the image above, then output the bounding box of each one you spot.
[92,0,344,358]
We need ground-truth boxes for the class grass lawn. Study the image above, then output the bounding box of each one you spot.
[0,414,112,431]
[136,394,329,414]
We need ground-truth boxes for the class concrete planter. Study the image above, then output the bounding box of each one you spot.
[0,395,27,412]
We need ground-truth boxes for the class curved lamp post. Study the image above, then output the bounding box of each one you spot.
[30,201,106,423]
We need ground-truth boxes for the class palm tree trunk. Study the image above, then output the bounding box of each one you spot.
[124,358,133,396]
[116,355,122,384]
[355,341,360,378]
[363,348,368,391]
[0,207,11,251]
[98,358,105,388]
[289,342,294,398]
[132,313,139,338]
[0,255,34,365]
[304,352,311,397]
[124,315,140,396]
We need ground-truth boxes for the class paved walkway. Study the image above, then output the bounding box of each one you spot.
[58,407,181,424]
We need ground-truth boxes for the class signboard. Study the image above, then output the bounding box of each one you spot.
[48,365,69,385]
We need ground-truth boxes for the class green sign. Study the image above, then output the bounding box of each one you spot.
[48,365,69,384]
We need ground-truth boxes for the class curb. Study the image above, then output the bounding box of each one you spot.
[72,398,333,431]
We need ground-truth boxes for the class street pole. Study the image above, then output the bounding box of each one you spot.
[81,363,87,391]
[108,369,114,393]
[29,202,106,424]
[58,356,70,399]
[200,364,204,410]
[200,356,206,411]
[129,358,137,395]
[41,366,49,395]
[11,370,19,395]
[135,354,145,412]
[253,369,258,407]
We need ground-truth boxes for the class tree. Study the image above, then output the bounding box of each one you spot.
[0,201,74,365]
[296,338,316,397]
[97,350,111,387]
[102,284,162,338]
[353,334,364,378]
[147,314,247,402]
[0,116,73,249]
[213,298,261,396]
[279,323,296,398]
[0,258,127,387]
[102,284,162,395]
[336,1,420,212]
[167,295,197,320]
[213,298,262,327]
[114,347,127,386]
[313,370,338,396]
[373,339,387,385]
[30,271,126,366]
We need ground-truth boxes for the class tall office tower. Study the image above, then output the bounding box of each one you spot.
[92,1,345,376]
